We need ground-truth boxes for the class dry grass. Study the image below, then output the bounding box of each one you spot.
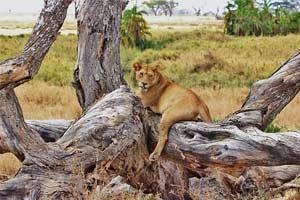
[193,87,300,130]
[128,30,300,88]
[15,81,81,120]
[88,191,160,200]
[0,153,21,178]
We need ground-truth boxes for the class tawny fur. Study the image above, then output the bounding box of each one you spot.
[133,63,212,161]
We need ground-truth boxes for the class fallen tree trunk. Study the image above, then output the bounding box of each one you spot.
[1,0,300,199]
[148,118,300,175]
[0,87,148,199]
[0,87,193,199]
[27,120,72,142]
[27,117,300,176]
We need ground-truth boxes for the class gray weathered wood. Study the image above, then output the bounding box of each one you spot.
[0,87,148,199]
[0,0,300,199]
[0,86,191,199]
[236,165,300,193]
[73,0,126,110]
[27,120,72,142]
[148,116,300,175]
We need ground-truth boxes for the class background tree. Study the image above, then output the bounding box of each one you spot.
[193,7,201,16]
[142,0,165,15]
[159,0,178,16]
[271,0,300,11]
[121,6,151,48]
[143,0,178,16]
[165,0,179,16]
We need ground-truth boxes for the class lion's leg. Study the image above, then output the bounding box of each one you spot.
[198,103,212,122]
[149,105,198,161]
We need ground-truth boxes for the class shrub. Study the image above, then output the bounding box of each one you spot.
[265,123,284,132]
[224,0,300,36]
[121,6,151,48]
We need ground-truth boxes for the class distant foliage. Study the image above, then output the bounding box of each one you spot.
[142,0,178,16]
[121,6,151,48]
[224,0,300,36]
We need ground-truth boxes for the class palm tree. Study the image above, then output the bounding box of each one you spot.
[121,6,151,47]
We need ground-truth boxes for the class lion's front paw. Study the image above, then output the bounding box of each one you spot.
[149,151,161,162]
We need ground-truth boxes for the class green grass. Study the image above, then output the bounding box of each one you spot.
[0,34,77,86]
[128,29,300,88]
[1,28,300,89]
[265,123,285,133]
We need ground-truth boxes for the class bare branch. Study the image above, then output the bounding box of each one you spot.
[0,0,72,89]
[225,51,300,129]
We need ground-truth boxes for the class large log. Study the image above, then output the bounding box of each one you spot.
[27,120,72,142]
[148,116,300,175]
[0,87,148,199]
[1,0,300,199]
[0,86,192,199]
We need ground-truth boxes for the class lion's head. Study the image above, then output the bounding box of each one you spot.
[133,63,161,92]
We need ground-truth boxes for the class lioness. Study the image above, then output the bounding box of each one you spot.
[133,63,212,161]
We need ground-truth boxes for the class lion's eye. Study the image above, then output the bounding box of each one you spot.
[148,75,153,78]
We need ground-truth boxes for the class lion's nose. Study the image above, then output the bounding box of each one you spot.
[141,82,147,86]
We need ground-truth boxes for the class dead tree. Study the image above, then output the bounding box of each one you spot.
[0,0,300,199]
[193,7,201,16]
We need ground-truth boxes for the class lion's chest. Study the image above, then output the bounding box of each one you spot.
[156,86,185,113]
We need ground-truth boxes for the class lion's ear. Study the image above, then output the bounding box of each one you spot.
[133,63,142,71]
[153,65,160,71]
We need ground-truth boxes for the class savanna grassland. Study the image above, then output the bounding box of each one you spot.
[1,28,299,126]
[0,25,300,182]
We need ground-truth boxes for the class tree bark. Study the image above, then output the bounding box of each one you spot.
[27,120,72,142]
[73,0,126,110]
[1,0,300,199]
[235,165,300,193]
[0,87,148,199]
[148,115,300,175]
